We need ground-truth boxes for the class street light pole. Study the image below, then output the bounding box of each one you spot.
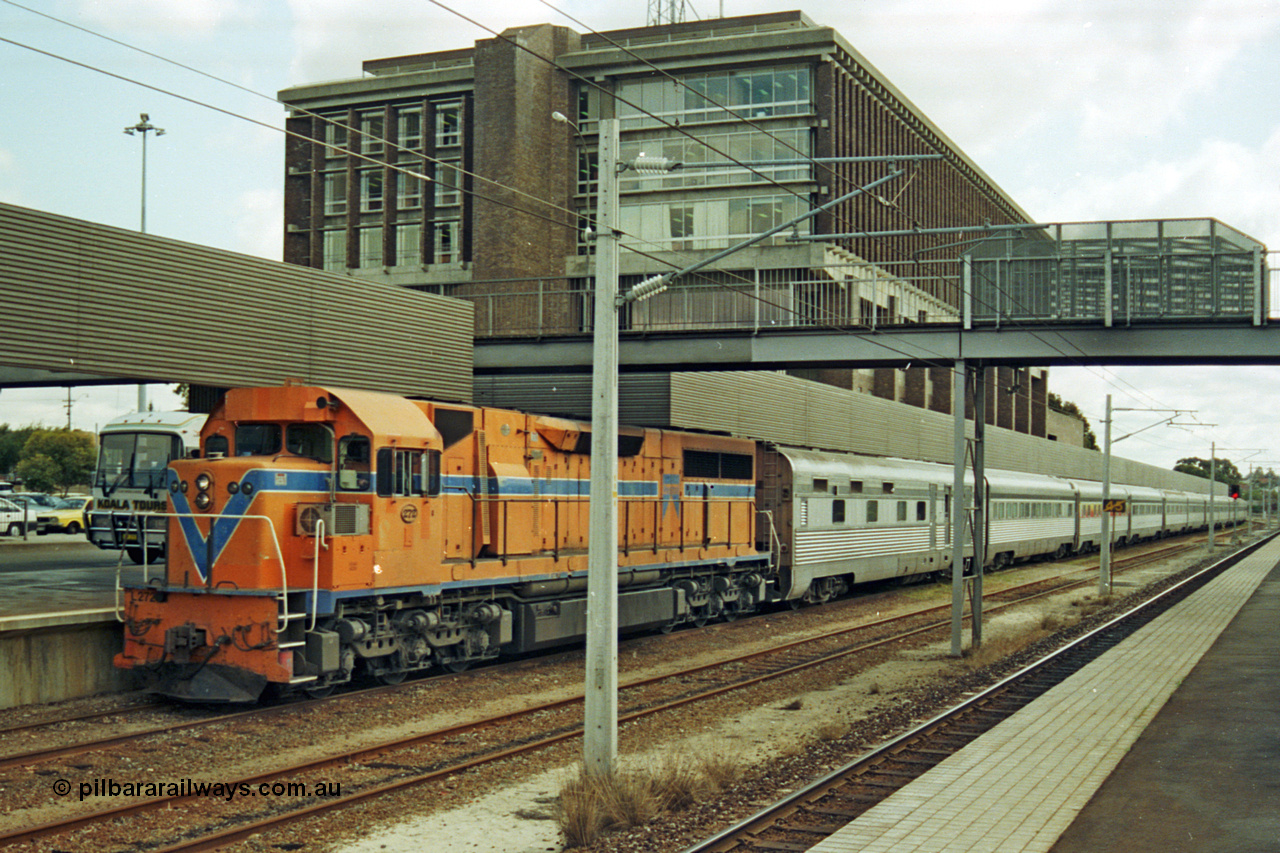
[124,113,164,412]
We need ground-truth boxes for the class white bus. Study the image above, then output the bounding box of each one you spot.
[87,410,204,563]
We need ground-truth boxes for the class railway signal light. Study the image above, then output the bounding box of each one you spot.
[1228,483,1241,500]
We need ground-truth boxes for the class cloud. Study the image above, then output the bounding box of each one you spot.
[232,188,284,261]
[1016,125,1280,251]
[73,0,253,36]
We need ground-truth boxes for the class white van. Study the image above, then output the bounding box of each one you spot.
[0,495,39,536]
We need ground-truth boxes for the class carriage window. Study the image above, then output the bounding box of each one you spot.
[897,501,907,521]
[832,499,845,523]
[234,423,280,456]
[866,500,878,522]
[916,501,927,521]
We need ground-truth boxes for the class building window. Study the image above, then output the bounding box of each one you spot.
[323,173,347,216]
[729,197,784,238]
[619,128,810,191]
[358,226,382,268]
[435,221,459,264]
[395,223,421,266]
[436,161,460,207]
[359,110,384,155]
[669,205,694,249]
[397,107,422,153]
[360,170,384,213]
[436,104,460,147]
[619,65,811,129]
[323,118,347,159]
[397,172,423,210]
[322,230,346,271]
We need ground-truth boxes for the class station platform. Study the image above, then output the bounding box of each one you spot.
[0,539,146,707]
[811,536,1280,853]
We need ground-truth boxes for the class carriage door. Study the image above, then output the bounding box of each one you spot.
[928,484,938,550]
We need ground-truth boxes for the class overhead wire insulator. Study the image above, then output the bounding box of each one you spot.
[630,156,682,175]
[624,274,670,304]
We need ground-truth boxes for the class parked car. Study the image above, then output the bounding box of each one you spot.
[0,495,43,536]
[44,496,90,534]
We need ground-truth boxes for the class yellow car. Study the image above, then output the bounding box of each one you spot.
[44,496,90,534]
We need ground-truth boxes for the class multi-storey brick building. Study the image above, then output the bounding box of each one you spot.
[278,10,1051,436]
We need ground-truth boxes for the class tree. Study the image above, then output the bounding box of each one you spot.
[0,424,38,481]
[1047,393,1099,451]
[13,429,96,495]
[1173,456,1242,485]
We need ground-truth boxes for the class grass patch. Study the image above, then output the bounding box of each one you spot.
[556,752,747,848]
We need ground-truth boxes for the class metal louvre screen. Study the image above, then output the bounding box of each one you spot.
[966,219,1266,326]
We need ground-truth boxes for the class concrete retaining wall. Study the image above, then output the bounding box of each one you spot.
[0,612,139,709]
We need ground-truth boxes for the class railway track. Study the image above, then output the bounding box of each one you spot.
[679,533,1273,853]
[0,535,1194,771]
[0,534,1223,852]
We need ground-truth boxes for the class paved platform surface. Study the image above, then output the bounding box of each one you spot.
[811,537,1280,853]
[0,539,145,630]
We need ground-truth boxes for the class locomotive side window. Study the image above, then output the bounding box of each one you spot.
[866,500,878,522]
[814,478,829,492]
[205,434,229,457]
[832,499,845,523]
[916,501,927,521]
[376,448,438,497]
[235,424,281,456]
[286,424,333,463]
[338,435,371,491]
[897,501,907,521]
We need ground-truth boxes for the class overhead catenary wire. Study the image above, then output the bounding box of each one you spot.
[1,5,1181,426]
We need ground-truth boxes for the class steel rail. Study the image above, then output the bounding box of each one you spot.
[679,531,1276,853]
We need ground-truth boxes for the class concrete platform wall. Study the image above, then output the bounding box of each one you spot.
[0,615,138,709]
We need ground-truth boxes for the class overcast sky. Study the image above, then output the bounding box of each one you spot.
[1,0,1277,472]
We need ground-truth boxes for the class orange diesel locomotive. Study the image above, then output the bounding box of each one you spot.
[115,385,766,701]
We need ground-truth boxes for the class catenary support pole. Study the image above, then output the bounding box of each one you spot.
[1100,394,1113,595]
[951,360,967,657]
[583,118,621,778]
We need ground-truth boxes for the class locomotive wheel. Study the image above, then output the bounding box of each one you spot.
[305,683,335,699]
[376,670,406,685]
[126,546,162,565]
[443,659,471,673]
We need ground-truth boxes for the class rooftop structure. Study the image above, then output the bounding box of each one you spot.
[278,10,1047,434]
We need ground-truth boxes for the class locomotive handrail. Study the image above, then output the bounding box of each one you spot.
[310,518,326,632]
[114,511,293,632]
